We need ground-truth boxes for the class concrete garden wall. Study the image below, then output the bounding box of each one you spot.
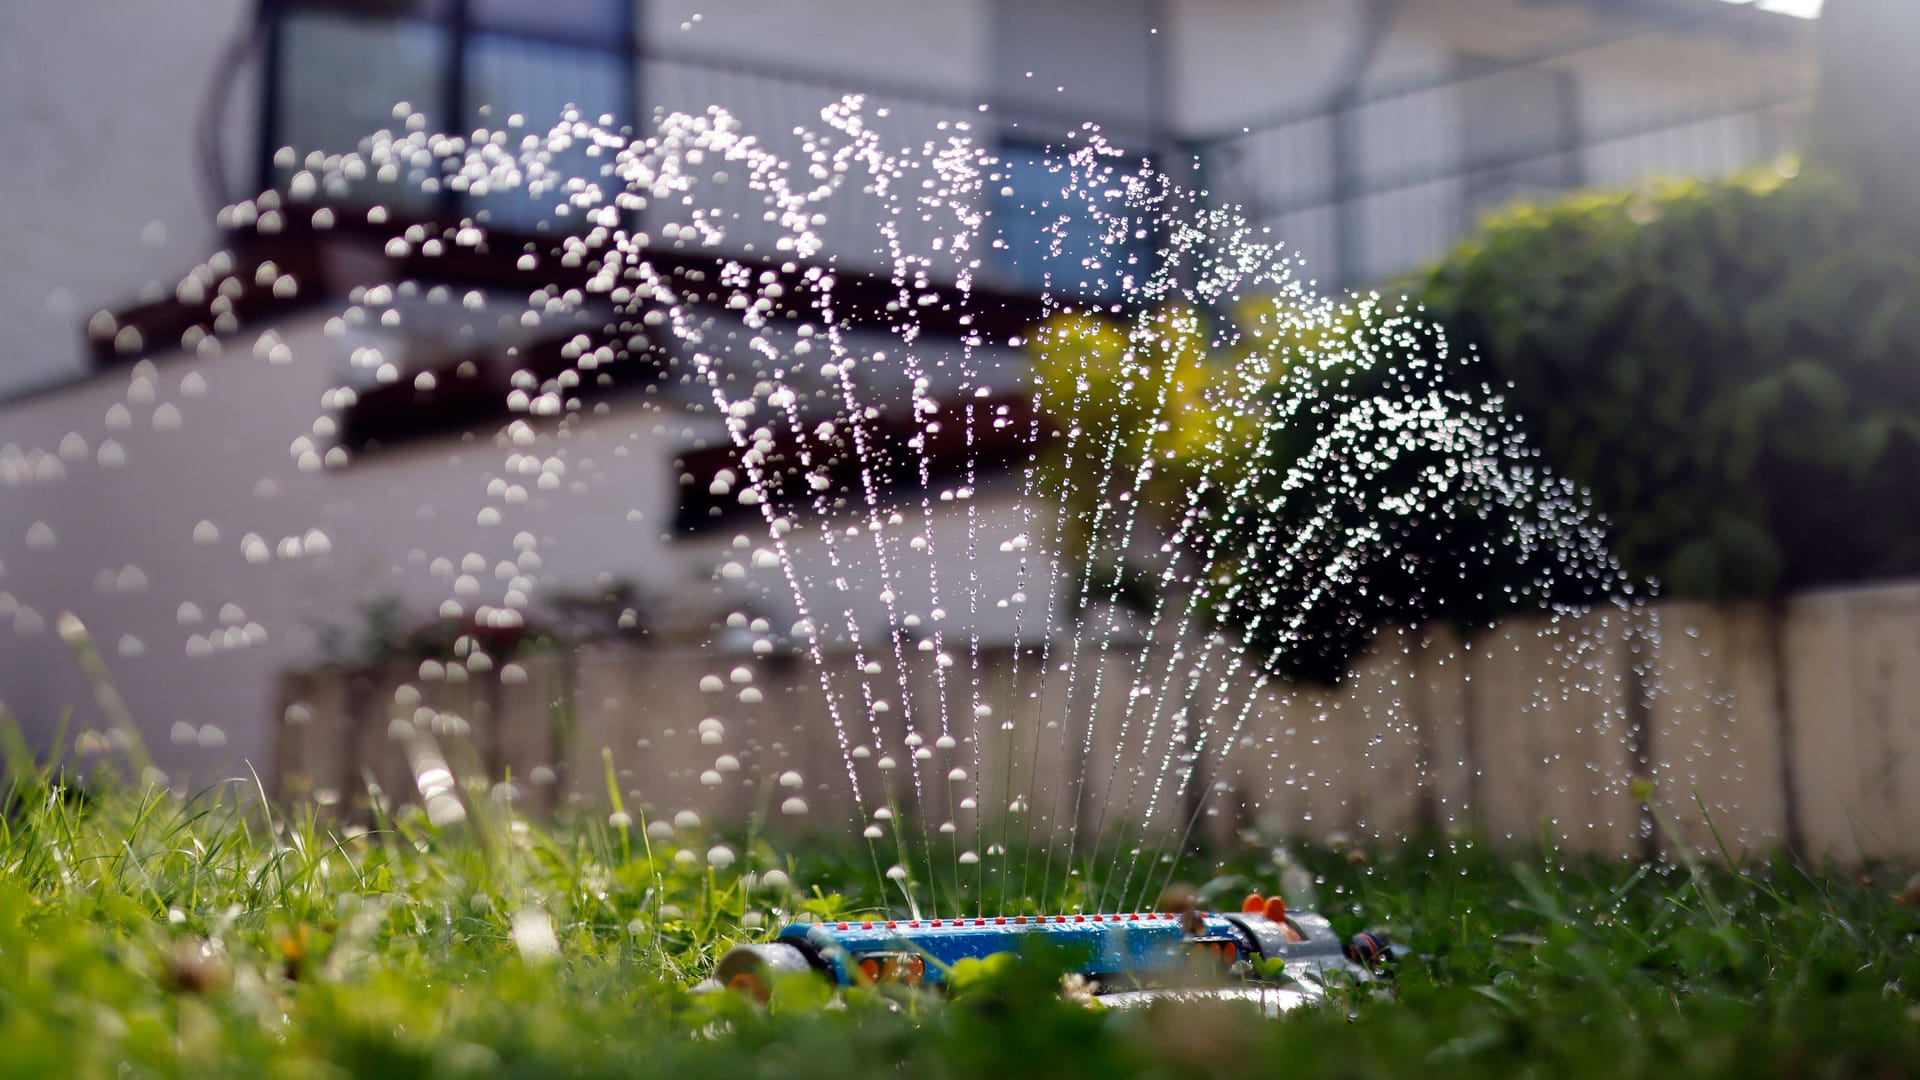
[275,579,1920,864]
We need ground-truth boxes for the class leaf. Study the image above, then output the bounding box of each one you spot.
[1860,295,1909,362]
[1847,414,1895,480]
[1727,374,1786,428]
[1661,539,1724,598]
[1779,360,1851,416]
[1469,984,1525,1015]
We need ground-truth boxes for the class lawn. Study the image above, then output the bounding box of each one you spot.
[2,755,1917,1079]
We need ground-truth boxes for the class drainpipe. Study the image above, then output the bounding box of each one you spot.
[1147,0,1205,308]
[1626,615,1658,863]
[1328,0,1406,290]
[1766,597,1806,857]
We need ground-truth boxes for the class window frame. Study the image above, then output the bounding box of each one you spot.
[258,0,640,225]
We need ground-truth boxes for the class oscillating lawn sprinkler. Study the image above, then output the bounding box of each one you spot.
[717,890,1394,1014]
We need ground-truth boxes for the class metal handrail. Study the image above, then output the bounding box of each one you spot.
[1184,0,1811,148]
[1211,87,1811,222]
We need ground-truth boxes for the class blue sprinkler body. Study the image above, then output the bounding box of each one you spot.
[717,897,1378,1005]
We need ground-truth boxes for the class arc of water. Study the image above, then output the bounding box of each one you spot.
[1033,159,1210,913]
[1123,337,1627,910]
[861,123,1003,911]
[633,104,921,890]
[1091,221,1314,912]
[314,96,1629,923]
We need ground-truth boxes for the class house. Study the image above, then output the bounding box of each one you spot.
[0,0,1814,785]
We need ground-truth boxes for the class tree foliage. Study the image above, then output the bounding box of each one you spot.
[1030,297,1619,684]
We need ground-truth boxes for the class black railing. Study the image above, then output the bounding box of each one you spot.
[1186,1,1816,286]
[259,0,1176,300]
[257,0,1816,294]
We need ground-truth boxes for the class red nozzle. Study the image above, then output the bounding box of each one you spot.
[1241,893,1266,914]
[1264,895,1287,923]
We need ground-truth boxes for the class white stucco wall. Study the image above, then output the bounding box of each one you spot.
[0,0,257,399]
[1169,0,1360,133]
[682,485,1057,656]
[643,0,989,98]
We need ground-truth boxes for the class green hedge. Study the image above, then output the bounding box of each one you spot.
[1028,165,1920,682]
[1417,165,1920,599]
[1030,300,1621,685]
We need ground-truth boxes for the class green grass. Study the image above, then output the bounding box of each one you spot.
[1,756,1917,1079]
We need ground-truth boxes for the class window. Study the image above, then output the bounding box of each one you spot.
[273,8,450,214]
[990,141,1155,303]
[268,0,633,230]
[462,33,629,230]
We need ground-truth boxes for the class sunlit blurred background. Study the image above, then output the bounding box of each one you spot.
[17,0,1920,863]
